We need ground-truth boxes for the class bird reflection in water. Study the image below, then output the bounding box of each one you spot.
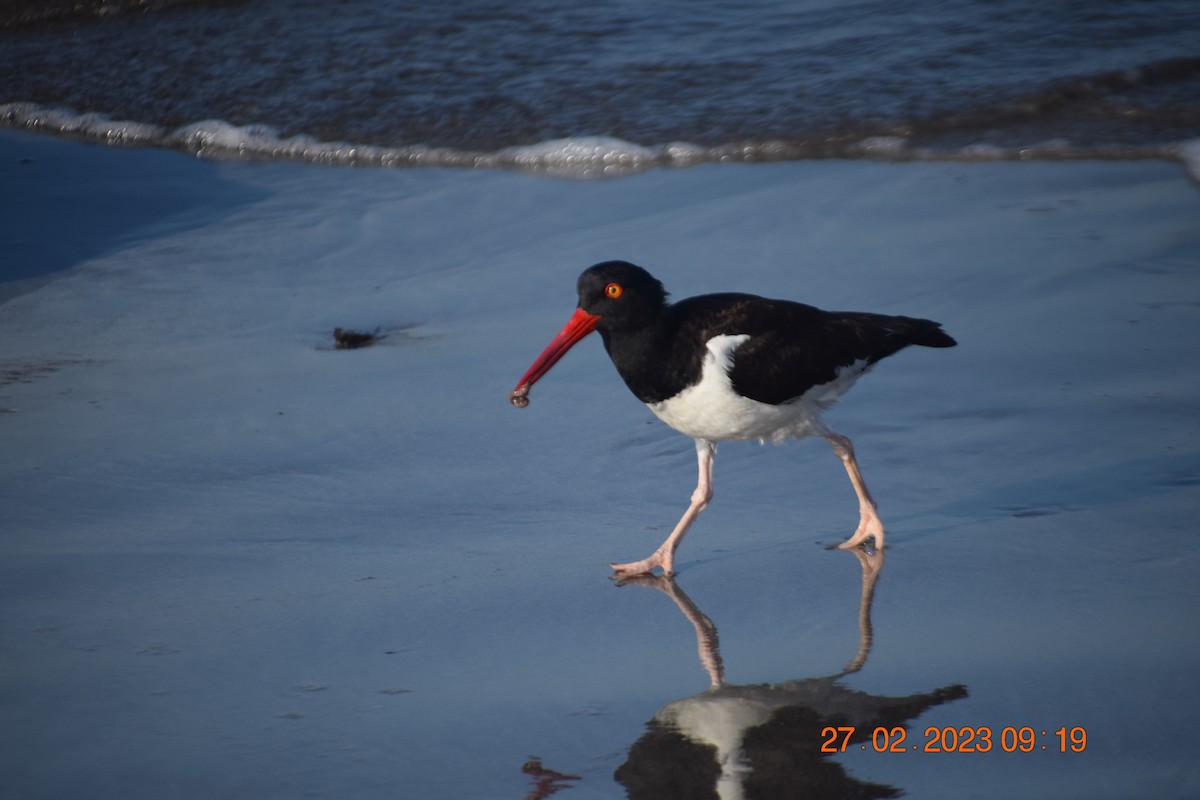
[612,549,967,800]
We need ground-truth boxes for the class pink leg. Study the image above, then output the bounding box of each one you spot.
[611,439,715,578]
[822,431,885,550]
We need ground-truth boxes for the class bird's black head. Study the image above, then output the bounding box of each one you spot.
[508,261,669,408]
[576,261,669,332]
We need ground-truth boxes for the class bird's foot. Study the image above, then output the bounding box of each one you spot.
[837,513,885,551]
[610,548,674,579]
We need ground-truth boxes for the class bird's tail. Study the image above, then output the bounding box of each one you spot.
[868,314,957,349]
[913,324,956,348]
[833,311,957,361]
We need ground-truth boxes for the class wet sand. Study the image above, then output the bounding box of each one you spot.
[2,129,1199,798]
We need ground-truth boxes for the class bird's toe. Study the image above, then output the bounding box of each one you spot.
[610,551,673,578]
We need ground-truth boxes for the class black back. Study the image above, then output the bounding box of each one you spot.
[576,261,956,406]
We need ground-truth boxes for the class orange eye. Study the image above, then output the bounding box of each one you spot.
[605,282,623,299]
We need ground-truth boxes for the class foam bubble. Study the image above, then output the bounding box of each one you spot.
[0,102,163,144]
[171,120,340,163]
[850,136,909,157]
[497,136,665,178]
[1178,139,1200,185]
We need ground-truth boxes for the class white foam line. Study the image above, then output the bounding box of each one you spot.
[2,101,1194,181]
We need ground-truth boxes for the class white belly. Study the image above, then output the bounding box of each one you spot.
[646,334,866,443]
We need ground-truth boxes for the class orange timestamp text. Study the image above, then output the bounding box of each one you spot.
[820,725,1087,754]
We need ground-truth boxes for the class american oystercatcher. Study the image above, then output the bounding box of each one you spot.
[510,261,956,577]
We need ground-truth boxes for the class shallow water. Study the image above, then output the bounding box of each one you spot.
[1,131,1199,797]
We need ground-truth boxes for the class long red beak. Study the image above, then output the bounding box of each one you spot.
[509,307,601,408]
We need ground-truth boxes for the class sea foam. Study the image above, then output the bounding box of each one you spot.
[2,102,1195,181]
[1179,139,1200,185]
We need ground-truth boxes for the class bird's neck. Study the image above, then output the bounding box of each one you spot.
[599,319,697,404]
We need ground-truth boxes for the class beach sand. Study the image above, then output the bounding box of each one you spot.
[2,129,1199,798]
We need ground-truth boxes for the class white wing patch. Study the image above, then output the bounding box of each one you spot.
[705,333,751,375]
[809,357,870,409]
[647,335,870,443]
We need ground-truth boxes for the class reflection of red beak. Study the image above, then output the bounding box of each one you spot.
[509,307,601,408]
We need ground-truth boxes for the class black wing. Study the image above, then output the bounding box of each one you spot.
[674,295,954,406]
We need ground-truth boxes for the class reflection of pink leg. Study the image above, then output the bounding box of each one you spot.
[840,546,884,676]
[616,574,725,687]
[611,439,715,578]
[822,431,885,550]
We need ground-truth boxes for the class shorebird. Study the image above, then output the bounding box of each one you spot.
[510,261,956,577]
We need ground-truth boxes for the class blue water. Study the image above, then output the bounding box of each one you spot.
[2,0,1197,173]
